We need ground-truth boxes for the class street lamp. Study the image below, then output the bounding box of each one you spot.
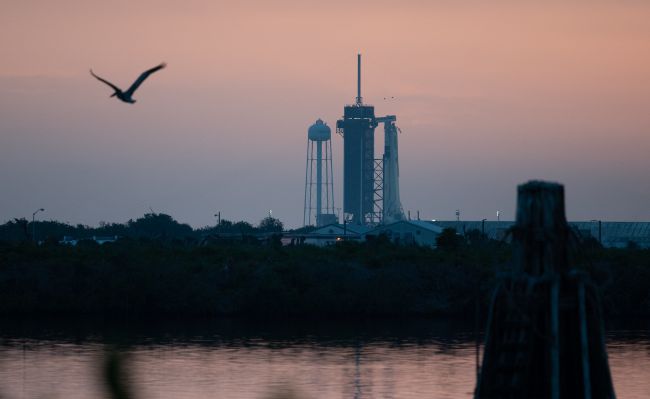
[32,208,45,242]
[590,219,602,244]
[481,218,487,237]
[214,212,221,226]
[342,214,352,240]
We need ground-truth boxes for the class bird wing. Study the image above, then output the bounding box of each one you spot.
[90,69,122,92]
[125,63,166,96]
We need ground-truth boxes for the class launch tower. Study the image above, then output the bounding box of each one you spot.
[337,54,404,225]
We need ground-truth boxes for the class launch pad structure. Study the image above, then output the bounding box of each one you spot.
[337,54,405,226]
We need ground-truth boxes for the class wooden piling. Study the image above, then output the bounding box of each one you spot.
[475,180,615,399]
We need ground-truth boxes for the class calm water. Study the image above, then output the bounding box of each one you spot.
[1,318,649,399]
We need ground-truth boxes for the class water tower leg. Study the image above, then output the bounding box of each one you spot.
[316,140,322,226]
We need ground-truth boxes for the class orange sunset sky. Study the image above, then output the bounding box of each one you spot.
[1,0,650,227]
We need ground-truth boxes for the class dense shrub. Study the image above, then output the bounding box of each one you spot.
[1,238,647,318]
[0,240,508,317]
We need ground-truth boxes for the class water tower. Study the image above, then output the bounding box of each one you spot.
[303,119,336,227]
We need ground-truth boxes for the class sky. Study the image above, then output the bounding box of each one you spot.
[1,0,650,228]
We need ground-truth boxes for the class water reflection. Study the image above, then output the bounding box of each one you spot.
[0,318,649,399]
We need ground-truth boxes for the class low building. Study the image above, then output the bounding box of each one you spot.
[286,223,371,247]
[434,220,650,248]
[60,235,119,246]
[567,221,650,248]
[365,220,443,247]
[433,221,515,241]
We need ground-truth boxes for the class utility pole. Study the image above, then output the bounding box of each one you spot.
[599,220,602,244]
[591,219,602,245]
[32,208,45,243]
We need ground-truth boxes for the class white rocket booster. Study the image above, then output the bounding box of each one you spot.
[382,120,405,223]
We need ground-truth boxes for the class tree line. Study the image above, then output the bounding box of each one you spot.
[0,212,286,243]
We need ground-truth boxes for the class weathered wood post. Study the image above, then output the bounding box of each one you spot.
[512,181,569,276]
[475,180,615,399]
[513,182,567,398]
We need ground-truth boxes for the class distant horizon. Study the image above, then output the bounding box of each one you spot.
[2,1,650,228]
[5,212,649,230]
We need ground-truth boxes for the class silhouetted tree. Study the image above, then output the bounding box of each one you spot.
[436,228,462,251]
[215,219,234,232]
[0,218,30,242]
[258,216,283,233]
[127,213,193,239]
[35,220,86,241]
[366,232,393,247]
[465,228,485,246]
[233,221,255,234]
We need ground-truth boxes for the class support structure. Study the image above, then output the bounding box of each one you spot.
[371,158,384,224]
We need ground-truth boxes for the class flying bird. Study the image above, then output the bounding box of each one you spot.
[90,63,166,104]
